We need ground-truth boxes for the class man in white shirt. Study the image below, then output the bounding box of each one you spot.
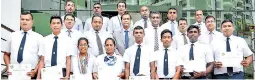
[61,0,83,32]
[193,10,207,34]
[62,14,82,54]
[212,19,253,79]
[199,15,222,45]
[161,8,179,36]
[84,3,109,33]
[123,26,156,79]
[84,15,113,57]
[38,16,74,79]
[133,6,151,29]
[108,1,133,33]
[154,29,182,79]
[171,18,189,50]
[113,12,135,55]
[178,25,214,79]
[144,11,164,51]
[3,12,43,79]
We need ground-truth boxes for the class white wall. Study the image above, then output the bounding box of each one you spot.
[1,0,21,68]
[1,0,21,31]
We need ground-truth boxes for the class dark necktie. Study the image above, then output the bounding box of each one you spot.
[182,33,188,45]
[17,32,27,63]
[144,19,147,28]
[133,45,141,75]
[124,30,129,49]
[96,31,104,55]
[189,44,194,60]
[226,37,233,75]
[154,28,159,51]
[164,49,169,76]
[51,36,58,66]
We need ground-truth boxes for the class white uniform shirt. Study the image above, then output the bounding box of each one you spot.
[61,29,82,46]
[211,35,253,74]
[144,26,164,50]
[84,16,109,33]
[193,22,207,34]
[198,30,222,45]
[93,53,124,79]
[171,32,190,50]
[71,54,96,75]
[61,15,84,32]
[84,29,112,57]
[132,19,152,29]
[123,42,156,76]
[161,20,180,36]
[3,30,43,69]
[40,33,74,68]
[178,42,214,73]
[154,47,183,78]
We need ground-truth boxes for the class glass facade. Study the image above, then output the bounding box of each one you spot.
[22,0,255,38]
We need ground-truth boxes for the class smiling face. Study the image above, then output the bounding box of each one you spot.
[78,40,89,54]
[105,39,116,55]
[150,13,160,27]
[205,17,216,32]
[221,22,234,37]
[121,14,131,28]
[20,14,33,31]
[50,19,62,34]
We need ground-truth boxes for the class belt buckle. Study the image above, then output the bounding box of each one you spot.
[227,73,233,76]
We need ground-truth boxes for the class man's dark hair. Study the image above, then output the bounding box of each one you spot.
[121,12,132,20]
[221,19,233,25]
[50,15,62,24]
[187,25,200,33]
[168,8,178,13]
[149,11,160,18]
[117,1,127,8]
[64,14,75,21]
[133,26,144,34]
[161,29,173,39]
[205,15,215,22]
[65,0,75,6]
[178,18,187,25]
[21,12,33,20]
[91,13,103,23]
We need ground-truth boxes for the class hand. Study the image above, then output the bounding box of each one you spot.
[241,60,249,67]
[117,72,125,79]
[26,70,37,77]
[214,62,222,68]
[92,73,98,79]
[193,71,201,78]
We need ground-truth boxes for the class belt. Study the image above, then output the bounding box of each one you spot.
[159,78,172,79]
[215,71,242,76]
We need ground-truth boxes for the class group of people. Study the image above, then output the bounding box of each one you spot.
[3,0,254,79]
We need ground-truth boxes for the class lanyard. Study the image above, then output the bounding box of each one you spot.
[77,55,88,74]
[117,15,122,27]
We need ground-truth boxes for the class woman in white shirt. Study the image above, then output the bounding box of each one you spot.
[92,38,125,80]
[72,37,96,79]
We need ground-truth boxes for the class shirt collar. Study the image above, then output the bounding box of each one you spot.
[168,20,177,24]
[93,29,103,33]
[51,32,62,39]
[21,29,32,34]
[134,41,146,47]
[189,41,198,46]
[206,30,216,35]
[223,35,234,41]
